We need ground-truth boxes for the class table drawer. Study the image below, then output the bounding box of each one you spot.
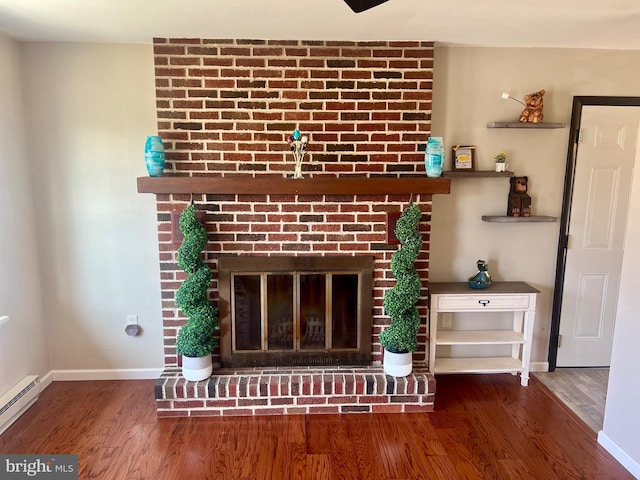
[435,294,530,311]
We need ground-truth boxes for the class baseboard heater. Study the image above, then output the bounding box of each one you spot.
[0,375,40,435]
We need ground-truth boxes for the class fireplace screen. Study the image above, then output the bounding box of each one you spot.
[219,257,373,367]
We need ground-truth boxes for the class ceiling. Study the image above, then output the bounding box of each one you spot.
[0,0,639,50]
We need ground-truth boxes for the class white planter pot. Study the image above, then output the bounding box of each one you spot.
[495,162,506,172]
[383,349,413,377]
[182,355,212,382]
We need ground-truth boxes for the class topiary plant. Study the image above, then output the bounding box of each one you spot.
[175,204,217,358]
[379,203,423,354]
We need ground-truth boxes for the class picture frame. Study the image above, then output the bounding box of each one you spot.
[452,145,476,171]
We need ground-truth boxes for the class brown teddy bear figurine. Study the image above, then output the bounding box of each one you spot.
[508,176,531,217]
[519,90,545,123]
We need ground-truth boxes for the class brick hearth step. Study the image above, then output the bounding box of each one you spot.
[155,365,435,417]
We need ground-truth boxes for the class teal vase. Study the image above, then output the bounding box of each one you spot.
[425,136,444,178]
[468,259,492,289]
[144,135,165,177]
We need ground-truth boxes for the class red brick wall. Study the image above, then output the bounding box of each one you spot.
[152,38,434,368]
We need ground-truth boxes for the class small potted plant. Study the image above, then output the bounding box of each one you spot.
[494,152,508,172]
[175,204,217,381]
[379,203,423,377]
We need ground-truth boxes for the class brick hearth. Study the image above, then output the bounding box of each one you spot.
[155,366,435,417]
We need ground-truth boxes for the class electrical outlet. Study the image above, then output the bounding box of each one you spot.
[125,315,141,336]
[441,314,452,329]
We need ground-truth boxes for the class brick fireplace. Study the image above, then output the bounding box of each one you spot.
[144,38,449,416]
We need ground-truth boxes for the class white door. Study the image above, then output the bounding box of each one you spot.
[557,106,640,367]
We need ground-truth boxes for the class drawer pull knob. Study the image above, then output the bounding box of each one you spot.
[478,300,490,307]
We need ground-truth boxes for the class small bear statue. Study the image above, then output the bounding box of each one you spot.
[519,89,545,123]
[508,176,531,217]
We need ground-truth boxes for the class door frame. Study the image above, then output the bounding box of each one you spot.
[548,96,640,371]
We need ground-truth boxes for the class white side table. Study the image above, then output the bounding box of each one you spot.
[429,281,539,386]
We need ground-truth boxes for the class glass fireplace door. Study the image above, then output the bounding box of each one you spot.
[266,274,294,351]
[220,255,373,368]
[231,272,359,354]
[299,274,327,350]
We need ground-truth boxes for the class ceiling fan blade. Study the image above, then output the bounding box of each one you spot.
[343,0,389,13]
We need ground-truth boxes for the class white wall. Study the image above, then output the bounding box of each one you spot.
[22,43,164,371]
[0,35,49,393]
[600,141,640,475]
[431,46,640,363]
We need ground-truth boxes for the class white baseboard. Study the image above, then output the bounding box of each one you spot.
[598,430,640,478]
[51,368,163,381]
[40,371,54,389]
[530,361,549,372]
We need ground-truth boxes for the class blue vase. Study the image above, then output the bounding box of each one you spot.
[144,135,165,177]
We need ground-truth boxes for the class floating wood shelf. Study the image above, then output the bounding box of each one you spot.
[482,215,558,223]
[137,176,451,196]
[443,170,514,178]
[487,122,566,129]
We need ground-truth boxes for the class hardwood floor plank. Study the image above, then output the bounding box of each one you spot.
[325,417,361,480]
[79,447,117,479]
[364,413,458,480]
[284,442,308,480]
[279,417,307,480]
[497,459,535,479]
[370,412,414,479]
[435,379,523,479]
[305,415,332,454]
[121,424,169,480]
[344,416,379,479]
[0,375,634,480]
[455,390,565,479]
[305,453,332,480]
[432,428,485,479]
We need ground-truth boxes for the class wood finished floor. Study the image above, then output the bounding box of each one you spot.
[0,374,633,480]
[533,368,609,433]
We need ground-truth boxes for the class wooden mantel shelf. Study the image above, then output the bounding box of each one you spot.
[137,176,451,196]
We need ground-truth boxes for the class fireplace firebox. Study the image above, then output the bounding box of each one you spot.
[218,256,373,367]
